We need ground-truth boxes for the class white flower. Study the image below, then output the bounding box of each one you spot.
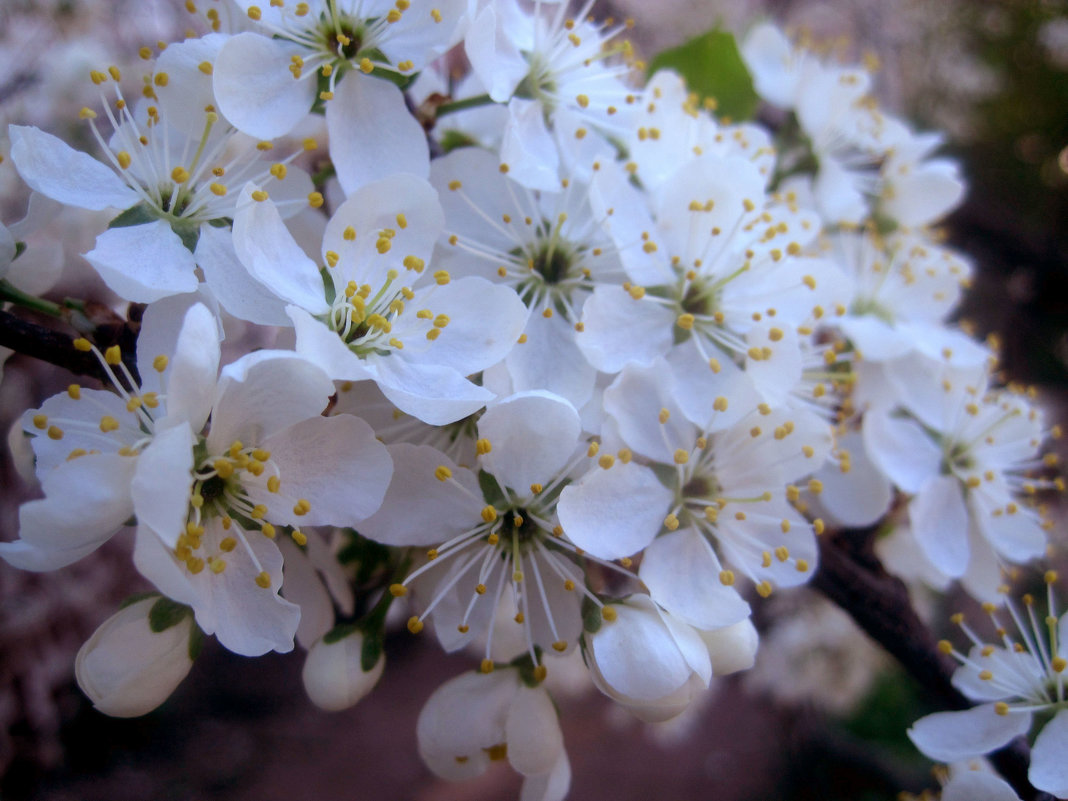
[863,362,1052,598]
[302,627,385,711]
[417,667,570,801]
[583,594,712,722]
[7,40,316,315]
[909,576,1068,798]
[430,146,625,407]
[360,392,603,667]
[3,300,394,656]
[233,174,528,424]
[213,0,466,141]
[74,596,197,718]
[464,0,637,189]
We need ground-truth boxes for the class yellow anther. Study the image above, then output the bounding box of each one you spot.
[79,107,97,120]
[813,518,825,535]
[389,583,408,597]
[104,345,122,365]
[249,503,268,519]
[403,255,425,272]
[601,606,617,622]
[47,425,64,440]
[247,5,262,20]
[676,313,695,330]
[664,514,680,531]
[937,639,953,654]
[260,522,276,539]
[796,559,809,572]
[254,571,271,588]
[186,557,205,574]
[219,537,237,553]
[434,465,452,482]
[756,581,773,598]
[979,670,993,681]
[576,93,589,108]
[99,416,120,433]
[474,583,487,595]
[1053,657,1067,673]
[32,414,48,429]
[293,498,311,516]
[198,60,213,75]
[673,449,689,465]
[213,458,234,478]
[434,270,451,285]
[564,579,576,592]
[995,702,1010,716]
[598,454,615,469]
[481,506,498,523]
[251,189,269,202]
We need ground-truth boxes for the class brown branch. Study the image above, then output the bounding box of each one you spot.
[0,308,140,385]
[813,529,1051,801]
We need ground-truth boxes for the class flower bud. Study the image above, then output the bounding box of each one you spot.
[75,597,195,717]
[701,618,759,676]
[301,629,384,711]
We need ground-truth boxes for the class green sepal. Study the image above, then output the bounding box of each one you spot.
[581,595,603,634]
[478,469,507,509]
[148,596,192,633]
[14,241,26,259]
[188,623,206,660]
[118,591,160,610]
[440,130,480,154]
[360,630,384,673]
[171,221,200,253]
[648,29,759,121]
[511,649,545,688]
[108,202,158,230]
[323,622,359,645]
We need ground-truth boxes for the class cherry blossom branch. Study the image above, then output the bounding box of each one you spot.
[0,307,140,385]
[812,528,1052,801]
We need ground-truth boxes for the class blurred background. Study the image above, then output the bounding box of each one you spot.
[1,1,1066,799]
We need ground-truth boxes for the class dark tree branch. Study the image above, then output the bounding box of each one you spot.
[0,308,140,385]
[813,529,1052,801]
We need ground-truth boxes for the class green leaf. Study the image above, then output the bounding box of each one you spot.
[648,29,759,121]
[148,597,192,633]
[360,631,383,673]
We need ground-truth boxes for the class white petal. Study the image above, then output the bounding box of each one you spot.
[255,414,393,527]
[9,124,140,210]
[557,463,672,560]
[464,4,528,102]
[327,74,430,196]
[639,529,751,630]
[862,409,941,494]
[589,596,696,701]
[1,453,135,570]
[1030,708,1068,797]
[907,704,1031,763]
[214,33,315,138]
[577,285,673,373]
[85,221,198,303]
[942,771,1021,801]
[207,352,334,451]
[910,476,970,578]
[277,536,335,648]
[403,277,528,376]
[161,303,221,433]
[377,357,494,426]
[358,444,483,547]
[131,422,195,549]
[478,391,581,492]
[506,687,564,777]
[520,752,571,801]
[232,186,329,314]
[288,305,374,381]
[196,225,291,326]
[505,312,596,409]
[811,430,894,527]
[500,98,560,191]
[700,618,759,676]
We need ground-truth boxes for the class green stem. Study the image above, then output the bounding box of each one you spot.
[0,279,65,318]
[435,93,495,118]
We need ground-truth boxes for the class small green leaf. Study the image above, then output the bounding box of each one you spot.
[440,130,479,154]
[14,241,26,259]
[148,597,192,633]
[648,29,759,121]
[172,221,200,253]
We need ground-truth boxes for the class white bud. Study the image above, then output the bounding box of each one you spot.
[700,618,759,676]
[301,629,384,711]
[75,597,194,718]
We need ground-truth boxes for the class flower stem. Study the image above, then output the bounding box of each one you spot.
[435,93,494,118]
[0,279,65,318]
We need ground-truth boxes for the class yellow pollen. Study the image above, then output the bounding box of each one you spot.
[389,584,408,597]
[407,616,423,634]
[481,506,498,523]
[601,606,617,622]
[47,425,64,440]
[104,345,122,365]
[293,498,311,516]
[255,571,271,588]
[261,523,276,539]
[434,465,452,481]
[99,416,120,433]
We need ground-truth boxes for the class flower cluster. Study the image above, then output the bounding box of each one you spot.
[0,4,1061,799]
